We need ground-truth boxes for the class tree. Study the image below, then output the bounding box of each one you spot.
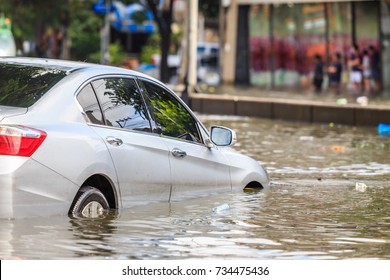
[1,0,68,53]
[144,0,174,83]
[68,0,101,61]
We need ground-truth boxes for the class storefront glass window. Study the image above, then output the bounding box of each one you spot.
[272,3,326,89]
[355,1,379,50]
[273,4,300,88]
[328,2,351,56]
[249,5,271,87]
[327,2,351,87]
[246,1,384,92]
[381,0,390,91]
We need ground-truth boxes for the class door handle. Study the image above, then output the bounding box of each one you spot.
[106,136,123,146]
[171,148,187,158]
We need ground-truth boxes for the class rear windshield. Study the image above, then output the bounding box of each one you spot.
[0,63,68,107]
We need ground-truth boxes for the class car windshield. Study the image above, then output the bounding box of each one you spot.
[0,63,68,107]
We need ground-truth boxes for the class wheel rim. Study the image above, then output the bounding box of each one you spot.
[81,201,105,218]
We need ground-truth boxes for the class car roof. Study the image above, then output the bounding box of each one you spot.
[0,57,155,81]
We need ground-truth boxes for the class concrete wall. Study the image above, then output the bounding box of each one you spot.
[190,93,390,127]
[220,1,238,84]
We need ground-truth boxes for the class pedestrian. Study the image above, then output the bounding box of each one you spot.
[369,45,381,95]
[312,54,324,94]
[327,52,343,95]
[347,44,362,94]
[362,49,372,94]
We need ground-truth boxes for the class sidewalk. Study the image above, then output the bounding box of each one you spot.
[195,84,390,107]
[170,83,390,127]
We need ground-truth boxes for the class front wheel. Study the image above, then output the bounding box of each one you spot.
[69,186,109,218]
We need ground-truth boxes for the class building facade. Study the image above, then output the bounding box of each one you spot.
[221,0,390,92]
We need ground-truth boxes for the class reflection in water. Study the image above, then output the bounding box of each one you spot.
[68,212,118,258]
[0,116,389,259]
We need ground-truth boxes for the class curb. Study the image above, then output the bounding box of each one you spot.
[190,93,390,127]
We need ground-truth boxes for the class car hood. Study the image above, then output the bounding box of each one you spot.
[0,106,28,122]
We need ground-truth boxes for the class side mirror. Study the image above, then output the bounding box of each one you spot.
[210,126,237,146]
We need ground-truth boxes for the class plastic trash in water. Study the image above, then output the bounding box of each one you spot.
[336,98,348,105]
[212,203,230,213]
[355,182,368,192]
[299,136,314,141]
[321,145,346,152]
[378,123,390,136]
[356,96,368,106]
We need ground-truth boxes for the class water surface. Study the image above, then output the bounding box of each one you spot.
[1,116,389,259]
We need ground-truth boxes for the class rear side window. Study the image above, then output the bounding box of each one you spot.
[77,84,104,125]
[0,63,67,107]
[92,78,151,132]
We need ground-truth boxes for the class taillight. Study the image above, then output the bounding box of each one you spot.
[0,125,47,157]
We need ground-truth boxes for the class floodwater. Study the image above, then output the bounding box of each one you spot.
[1,116,390,260]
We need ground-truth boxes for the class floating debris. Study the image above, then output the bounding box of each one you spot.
[269,181,293,187]
[336,98,348,105]
[212,203,230,213]
[299,136,314,141]
[378,123,390,136]
[355,182,368,192]
[356,96,368,106]
[322,145,346,152]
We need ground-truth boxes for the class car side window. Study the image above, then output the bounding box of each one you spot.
[141,80,201,143]
[92,78,151,132]
[77,83,104,125]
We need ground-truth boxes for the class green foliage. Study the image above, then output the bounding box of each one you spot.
[140,44,158,64]
[140,33,161,64]
[139,24,182,64]
[0,0,68,48]
[88,42,127,66]
[108,43,127,66]
[87,51,101,64]
[68,1,101,61]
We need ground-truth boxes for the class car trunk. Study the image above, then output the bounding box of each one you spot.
[0,106,28,122]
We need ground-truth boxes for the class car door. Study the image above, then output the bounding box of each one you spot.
[77,77,171,207]
[139,79,231,200]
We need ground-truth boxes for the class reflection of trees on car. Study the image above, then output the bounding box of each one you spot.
[92,78,151,131]
[0,64,66,107]
[151,98,192,137]
[142,82,200,143]
[103,78,149,121]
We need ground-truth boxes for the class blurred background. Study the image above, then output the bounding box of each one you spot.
[0,0,389,96]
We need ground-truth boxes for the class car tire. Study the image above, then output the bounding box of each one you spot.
[69,186,109,218]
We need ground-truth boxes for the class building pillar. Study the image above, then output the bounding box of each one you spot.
[221,0,238,84]
[235,5,250,84]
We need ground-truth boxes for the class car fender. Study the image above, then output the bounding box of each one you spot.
[219,147,270,190]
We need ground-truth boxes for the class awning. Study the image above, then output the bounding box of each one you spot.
[93,1,155,33]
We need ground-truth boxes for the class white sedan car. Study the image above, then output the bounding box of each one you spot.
[0,57,269,219]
